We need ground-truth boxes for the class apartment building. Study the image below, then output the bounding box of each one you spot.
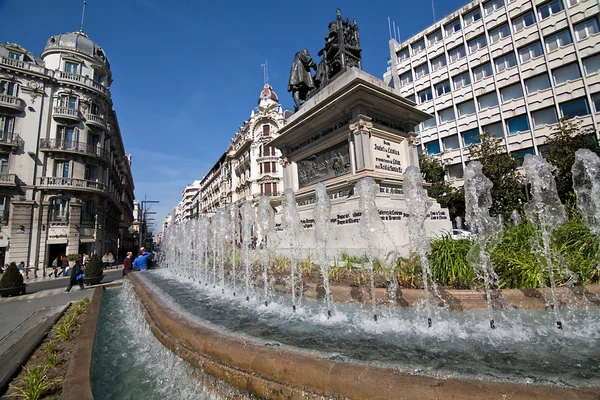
[0,31,134,272]
[384,0,600,182]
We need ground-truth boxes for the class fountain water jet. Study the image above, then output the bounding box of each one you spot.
[464,161,503,329]
[572,149,600,235]
[281,188,303,312]
[523,154,570,329]
[257,196,275,306]
[314,183,333,317]
[240,203,255,302]
[228,203,240,296]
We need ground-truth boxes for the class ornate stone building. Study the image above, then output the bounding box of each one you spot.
[0,31,134,273]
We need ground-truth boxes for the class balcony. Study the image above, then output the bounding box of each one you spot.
[39,139,110,163]
[0,94,25,113]
[54,71,110,97]
[53,106,81,124]
[37,176,107,194]
[0,132,24,153]
[256,155,279,163]
[85,113,107,130]
[0,173,17,187]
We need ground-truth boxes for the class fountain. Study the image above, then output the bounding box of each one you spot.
[228,203,240,296]
[523,155,571,329]
[257,196,276,306]
[281,188,303,311]
[464,161,502,329]
[240,202,255,301]
[572,149,600,235]
[314,182,333,317]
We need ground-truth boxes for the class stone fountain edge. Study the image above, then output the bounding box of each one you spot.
[127,272,599,400]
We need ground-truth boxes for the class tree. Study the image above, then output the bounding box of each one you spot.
[0,262,24,288]
[419,154,465,222]
[542,119,600,203]
[467,132,526,220]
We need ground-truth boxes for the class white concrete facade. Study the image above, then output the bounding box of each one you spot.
[384,0,600,182]
[0,32,134,273]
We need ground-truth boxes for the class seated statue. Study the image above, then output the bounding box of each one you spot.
[288,49,317,110]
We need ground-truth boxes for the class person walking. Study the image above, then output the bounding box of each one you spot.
[107,252,115,269]
[132,248,152,271]
[123,251,133,276]
[49,255,61,278]
[64,260,85,292]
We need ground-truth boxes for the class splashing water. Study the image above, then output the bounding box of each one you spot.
[523,155,570,329]
[572,149,600,235]
[281,188,303,311]
[240,203,255,301]
[314,182,333,317]
[257,196,275,306]
[228,203,240,295]
[464,161,502,329]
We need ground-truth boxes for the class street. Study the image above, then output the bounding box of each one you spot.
[20,268,124,294]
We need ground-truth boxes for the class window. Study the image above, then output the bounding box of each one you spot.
[448,164,464,179]
[545,29,573,52]
[84,164,97,181]
[89,102,100,116]
[431,55,447,71]
[478,92,499,109]
[55,160,70,178]
[462,128,481,146]
[453,72,471,89]
[57,127,76,148]
[512,148,535,166]
[574,18,600,41]
[50,198,69,221]
[531,106,558,127]
[415,63,429,78]
[445,19,461,36]
[448,45,466,62]
[399,71,413,86]
[0,156,9,173]
[566,0,578,6]
[560,97,590,118]
[262,125,270,136]
[583,54,600,76]
[439,107,456,123]
[552,62,581,84]
[0,116,14,136]
[81,201,95,223]
[468,35,487,54]
[506,114,530,134]
[443,135,460,150]
[418,88,433,103]
[537,0,564,20]
[463,7,482,26]
[1,81,18,97]
[428,29,443,46]
[484,0,504,16]
[435,80,451,96]
[518,41,544,63]
[412,39,426,55]
[525,73,551,94]
[59,96,77,109]
[473,63,493,81]
[512,12,536,32]
[457,100,476,116]
[592,93,600,113]
[93,70,104,84]
[397,48,409,62]
[7,52,21,60]
[500,83,524,102]
[426,140,441,155]
[260,162,277,174]
[0,196,9,222]
[489,24,511,44]
[482,122,504,137]
[494,52,517,72]
[260,183,278,196]
[406,94,416,102]
[262,145,275,156]
[65,62,78,74]
[422,117,437,129]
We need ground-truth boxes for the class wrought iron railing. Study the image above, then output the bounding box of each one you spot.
[38,176,107,192]
[56,71,109,96]
[39,139,110,162]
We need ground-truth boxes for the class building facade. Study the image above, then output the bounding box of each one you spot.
[0,31,134,273]
[384,0,600,182]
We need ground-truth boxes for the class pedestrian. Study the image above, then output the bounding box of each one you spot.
[61,255,68,276]
[107,252,115,268]
[132,248,152,271]
[17,261,25,277]
[64,260,85,292]
[49,255,61,278]
[123,251,133,276]
[82,253,88,267]
[102,253,109,269]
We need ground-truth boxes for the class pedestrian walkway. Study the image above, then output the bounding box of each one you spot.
[18,264,124,284]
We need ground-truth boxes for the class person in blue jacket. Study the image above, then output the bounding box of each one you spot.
[132,248,153,271]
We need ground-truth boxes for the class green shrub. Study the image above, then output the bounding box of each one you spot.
[66,253,80,262]
[53,323,70,342]
[0,262,24,289]
[395,252,422,289]
[84,254,103,278]
[428,234,475,289]
[491,222,540,289]
[8,365,58,400]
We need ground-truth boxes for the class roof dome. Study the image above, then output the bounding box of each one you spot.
[258,84,278,104]
[42,31,110,69]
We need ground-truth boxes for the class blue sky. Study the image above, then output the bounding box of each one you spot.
[0,0,467,231]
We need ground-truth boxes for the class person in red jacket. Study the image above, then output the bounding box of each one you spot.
[123,251,133,276]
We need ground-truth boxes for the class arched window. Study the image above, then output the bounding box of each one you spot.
[50,198,69,222]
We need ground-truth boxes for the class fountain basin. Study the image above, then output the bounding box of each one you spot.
[127,272,600,399]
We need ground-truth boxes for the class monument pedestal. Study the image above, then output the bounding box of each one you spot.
[270,68,451,256]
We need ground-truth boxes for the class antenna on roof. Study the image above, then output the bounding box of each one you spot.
[80,1,87,32]
[387,17,392,40]
[392,21,397,41]
[431,0,437,22]
[261,59,269,86]
[397,27,401,43]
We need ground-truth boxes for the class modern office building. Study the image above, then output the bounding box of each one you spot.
[384,0,600,182]
[0,31,134,273]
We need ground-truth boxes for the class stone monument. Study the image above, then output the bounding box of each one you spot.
[272,10,451,256]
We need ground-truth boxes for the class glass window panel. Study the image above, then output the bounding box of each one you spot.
[513,148,535,166]
[448,45,466,62]
[448,164,464,179]
[560,97,590,118]
[445,19,461,36]
[453,72,471,89]
[468,35,487,54]
[431,55,447,71]
[462,128,481,146]
[484,0,505,15]
[552,62,581,84]
[412,39,426,54]
[418,88,433,103]
[525,73,551,94]
[473,63,493,81]
[439,107,456,122]
[545,29,573,52]
[512,12,536,32]
[566,0,579,6]
[494,52,517,72]
[490,24,511,43]
[464,7,482,26]
[500,83,524,102]
[518,41,544,63]
[506,114,530,134]
[426,141,441,155]
[397,48,410,62]
[435,80,451,96]
[457,100,476,116]
[65,62,78,74]
[443,135,460,150]
[574,18,600,41]
[423,117,437,128]
[583,54,600,76]
[428,29,443,45]
[482,122,504,137]
[399,71,413,86]
[537,0,564,20]
[592,93,600,113]
[415,63,429,78]
[478,92,499,109]
[531,106,558,127]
